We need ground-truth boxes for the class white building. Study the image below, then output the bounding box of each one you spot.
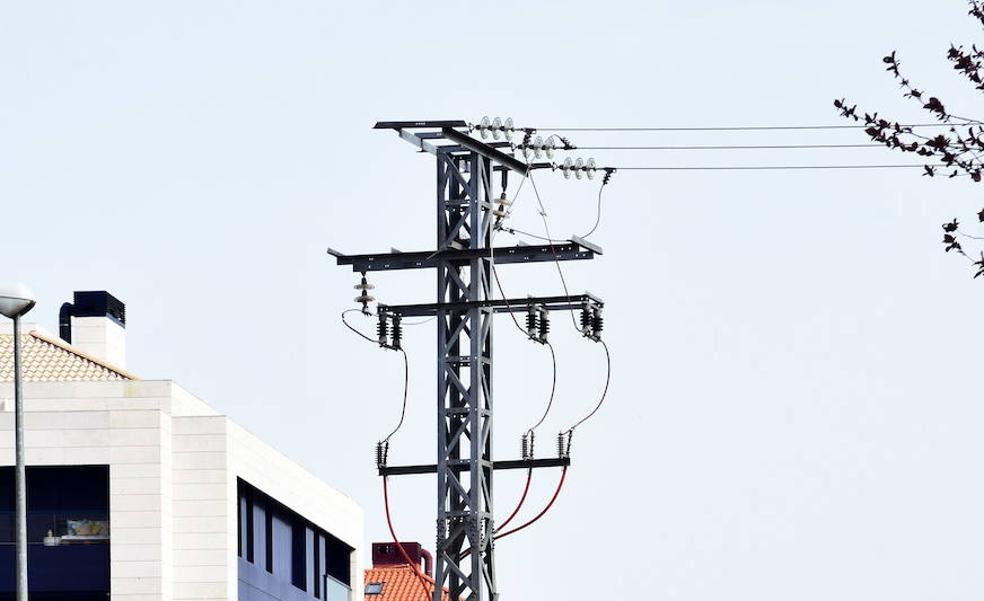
[0,291,363,601]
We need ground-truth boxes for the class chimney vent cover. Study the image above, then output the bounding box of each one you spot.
[71,291,126,326]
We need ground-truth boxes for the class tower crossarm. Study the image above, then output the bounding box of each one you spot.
[328,239,601,273]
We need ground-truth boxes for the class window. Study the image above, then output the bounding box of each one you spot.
[324,534,351,586]
[264,509,274,573]
[365,582,384,595]
[0,466,110,600]
[313,534,321,599]
[291,519,306,590]
[237,478,353,599]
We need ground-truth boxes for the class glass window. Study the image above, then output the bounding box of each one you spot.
[290,520,306,590]
[236,478,353,598]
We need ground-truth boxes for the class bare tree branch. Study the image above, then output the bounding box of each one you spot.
[835,1,984,276]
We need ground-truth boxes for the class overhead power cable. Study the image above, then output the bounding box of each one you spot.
[576,143,884,150]
[527,172,614,454]
[565,339,611,434]
[534,123,981,132]
[494,466,568,541]
[462,466,569,560]
[580,180,610,240]
[495,469,533,534]
[525,342,557,435]
[340,309,411,445]
[528,172,582,332]
[341,308,378,345]
[382,348,409,444]
[382,477,433,598]
[610,164,941,171]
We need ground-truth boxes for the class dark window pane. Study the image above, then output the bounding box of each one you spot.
[264,510,273,573]
[324,534,351,586]
[291,520,306,590]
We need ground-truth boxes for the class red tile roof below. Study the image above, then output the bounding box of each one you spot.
[364,565,450,601]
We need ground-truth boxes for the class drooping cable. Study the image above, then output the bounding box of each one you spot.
[526,174,613,447]
[490,261,528,337]
[402,316,437,326]
[382,476,433,599]
[489,170,532,336]
[525,341,557,435]
[341,309,411,454]
[565,339,611,435]
[495,468,533,534]
[579,179,609,240]
[486,171,563,535]
[382,348,409,444]
[494,466,568,541]
[499,226,564,243]
[461,466,567,560]
[341,309,378,345]
[490,253,560,438]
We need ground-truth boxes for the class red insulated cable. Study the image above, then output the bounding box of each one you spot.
[383,476,433,599]
[494,468,533,534]
[494,466,568,541]
[460,466,568,561]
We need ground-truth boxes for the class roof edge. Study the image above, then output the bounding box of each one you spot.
[29,329,139,381]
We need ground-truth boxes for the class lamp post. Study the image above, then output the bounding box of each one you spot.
[0,283,36,601]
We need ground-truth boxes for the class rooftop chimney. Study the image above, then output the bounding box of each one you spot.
[372,542,433,577]
[59,291,126,368]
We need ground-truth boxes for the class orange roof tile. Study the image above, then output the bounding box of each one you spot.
[364,565,451,601]
[0,330,135,383]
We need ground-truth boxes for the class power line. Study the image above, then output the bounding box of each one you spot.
[534,123,980,132]
[565,339,611,434]
[340,309,411,446]
[340,309,378,345]
[576,143,884,150]
[611,164,939,171]
[381,348,409,444]
[580,181,609,240]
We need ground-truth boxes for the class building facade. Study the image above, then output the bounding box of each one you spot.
[0,291,363,601]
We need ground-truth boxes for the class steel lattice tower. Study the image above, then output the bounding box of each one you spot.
[331,120,604,601]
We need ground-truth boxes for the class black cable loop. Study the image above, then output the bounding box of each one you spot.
[341,309,379,345]
[579,179,609,240]
[525,341,557,437]
[565,339,611,434]
[381,348,410,444]
[340,309,410,447]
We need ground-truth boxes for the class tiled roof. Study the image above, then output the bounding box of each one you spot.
[364,566,450,601]
[0,330,134,383]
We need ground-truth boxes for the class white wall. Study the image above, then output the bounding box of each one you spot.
[0,380,173,601]
[0,379,363,601]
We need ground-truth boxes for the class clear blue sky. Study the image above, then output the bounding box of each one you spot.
[4,1,984,599]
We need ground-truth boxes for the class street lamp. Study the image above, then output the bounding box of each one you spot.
[0,283,35,601]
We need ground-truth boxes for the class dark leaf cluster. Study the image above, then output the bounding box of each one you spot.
[836,1,984,278]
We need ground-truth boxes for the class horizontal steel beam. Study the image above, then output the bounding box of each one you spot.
[373,120,468,130]
[442,128,530,176]
[328,241,601,272]
[379,457,570,477]
[379,293,604,318]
